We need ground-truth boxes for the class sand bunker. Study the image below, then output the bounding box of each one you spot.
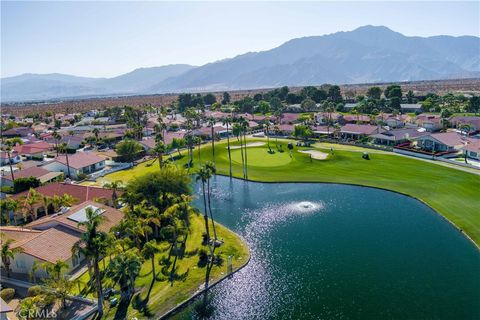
[299,150,329,160]
[229,142,266,149]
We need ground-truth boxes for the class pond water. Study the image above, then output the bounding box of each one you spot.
[174,176,480,319]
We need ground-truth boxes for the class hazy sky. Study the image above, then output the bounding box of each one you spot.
[1,1,479,78]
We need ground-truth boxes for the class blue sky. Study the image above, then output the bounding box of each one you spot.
[1,1,479,78]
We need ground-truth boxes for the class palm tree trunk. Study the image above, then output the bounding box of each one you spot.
[94,258,104,317]
[158,154,162,170]
[226,124,232,178]
[202,181,213,255]
[211,127,215,163]
[239,136,245,180]
[65,152,71,178]
[7,152,15,181]
[243,132,248,180]
[151,256,156,281]
[207,179,217,241]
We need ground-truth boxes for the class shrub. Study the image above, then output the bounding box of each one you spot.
[27,285,43,297]
[0,288,15,302]
[0,186,14,194]
[13,176,41,193]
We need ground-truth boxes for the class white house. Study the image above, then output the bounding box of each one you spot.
[42,152,105,179]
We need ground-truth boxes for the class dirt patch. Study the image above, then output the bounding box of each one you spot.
[299,150,329,160]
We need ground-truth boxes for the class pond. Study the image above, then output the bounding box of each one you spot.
[175,176,480,319]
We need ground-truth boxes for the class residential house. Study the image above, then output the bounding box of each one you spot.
[463,140,480,160]
[340,124,385,140]
[343,103,358,111]
[280,113,300,124]
[415,114,443,132]
[42,152,105,179]
[276,124,295,136]
[370,128,425,146]
[412,132,471,153]
[315,112,342,125]
[14,141,52,160]
[449,116,480,132]
[0,150,21,166]
[311,125,335,138]
[0,201,123,277]
[0,166,63,187]
[342,115,371,124]
[1,127,34,138]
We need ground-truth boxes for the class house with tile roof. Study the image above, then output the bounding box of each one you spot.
[412,132,471,153]
[42,152,105,179]
[13,141,52,160]
[462,139,480,160]
[0,201,124,278]
[0,166,63,187]
[370,128,425,146]
[340,124,385,140]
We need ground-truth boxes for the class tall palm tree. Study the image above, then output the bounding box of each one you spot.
[1,237,23,277]
[52,130,61,156]
[106,250,142,302]
[205,162,218,242]
[264,123,271,152]
[141,240,160,282]
[92,128,100,147]
[22,188,41,221]
[2,138,22,182]
[104,180,122,208]
[195,136,202,165]
[196,167,213,255]
[233,122,245,179]
[240,117,249,180]
[153,134,166,169]
[207,117,216,163]
[58,142,71,179]
[222,117,233,177]
[72,207,108,318]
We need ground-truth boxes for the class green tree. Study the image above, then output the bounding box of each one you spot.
[141,240,160,282]
[366,87,382,100]
[203,93,216,105]
[72,207,109,318]
[1,237,24,277]
[115,139,143,163]
[222,92,231,105]
[293,124,313,142]
[222,117,233,178]
[328,85,343,103]
[106,249,142,301]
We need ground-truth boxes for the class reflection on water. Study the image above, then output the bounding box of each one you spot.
[175,177,480,320]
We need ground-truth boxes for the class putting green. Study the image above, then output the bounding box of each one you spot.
[227,147,293,167]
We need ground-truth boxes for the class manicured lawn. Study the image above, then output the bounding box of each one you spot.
[76,213,249,319]
[99,138,480,247]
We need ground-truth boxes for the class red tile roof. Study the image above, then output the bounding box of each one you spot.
[341,124,381,135]
[464,140,480,153]
[13,141,52,155]
[1,166,51,182]
[50,152,104,169]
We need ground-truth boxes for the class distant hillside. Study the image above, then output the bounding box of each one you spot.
[2,25,479,102]
[1,65,195,102]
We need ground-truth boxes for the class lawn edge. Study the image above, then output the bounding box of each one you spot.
[158,225,251,319]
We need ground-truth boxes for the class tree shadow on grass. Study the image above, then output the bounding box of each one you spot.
[113,294,133,320]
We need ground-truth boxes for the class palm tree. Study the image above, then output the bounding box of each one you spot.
[153,134,166,169]
[52,130,61,156]
[141,240,160,282]
[41,195,52,215]
[233,122,245,179]
[205,162,218,243]
[106,250,142,302]
[104,180,122,208]
[239,117,249,179]
[42,259,69,281]
[207,117,216,163]
[222,117,233,177]
[196,166,213,255]
[58,142,71,178]
[92,127,100,146]
[22,188,41,221]
[72,207,108,318]
[264,123,271,152]
[195,136,203,165]
[2,138,22,182]
[1,237,23,277]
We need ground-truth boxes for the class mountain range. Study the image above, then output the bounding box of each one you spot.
[2,25,479,102]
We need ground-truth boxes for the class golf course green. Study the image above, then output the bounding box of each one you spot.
[103,138,480,247]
